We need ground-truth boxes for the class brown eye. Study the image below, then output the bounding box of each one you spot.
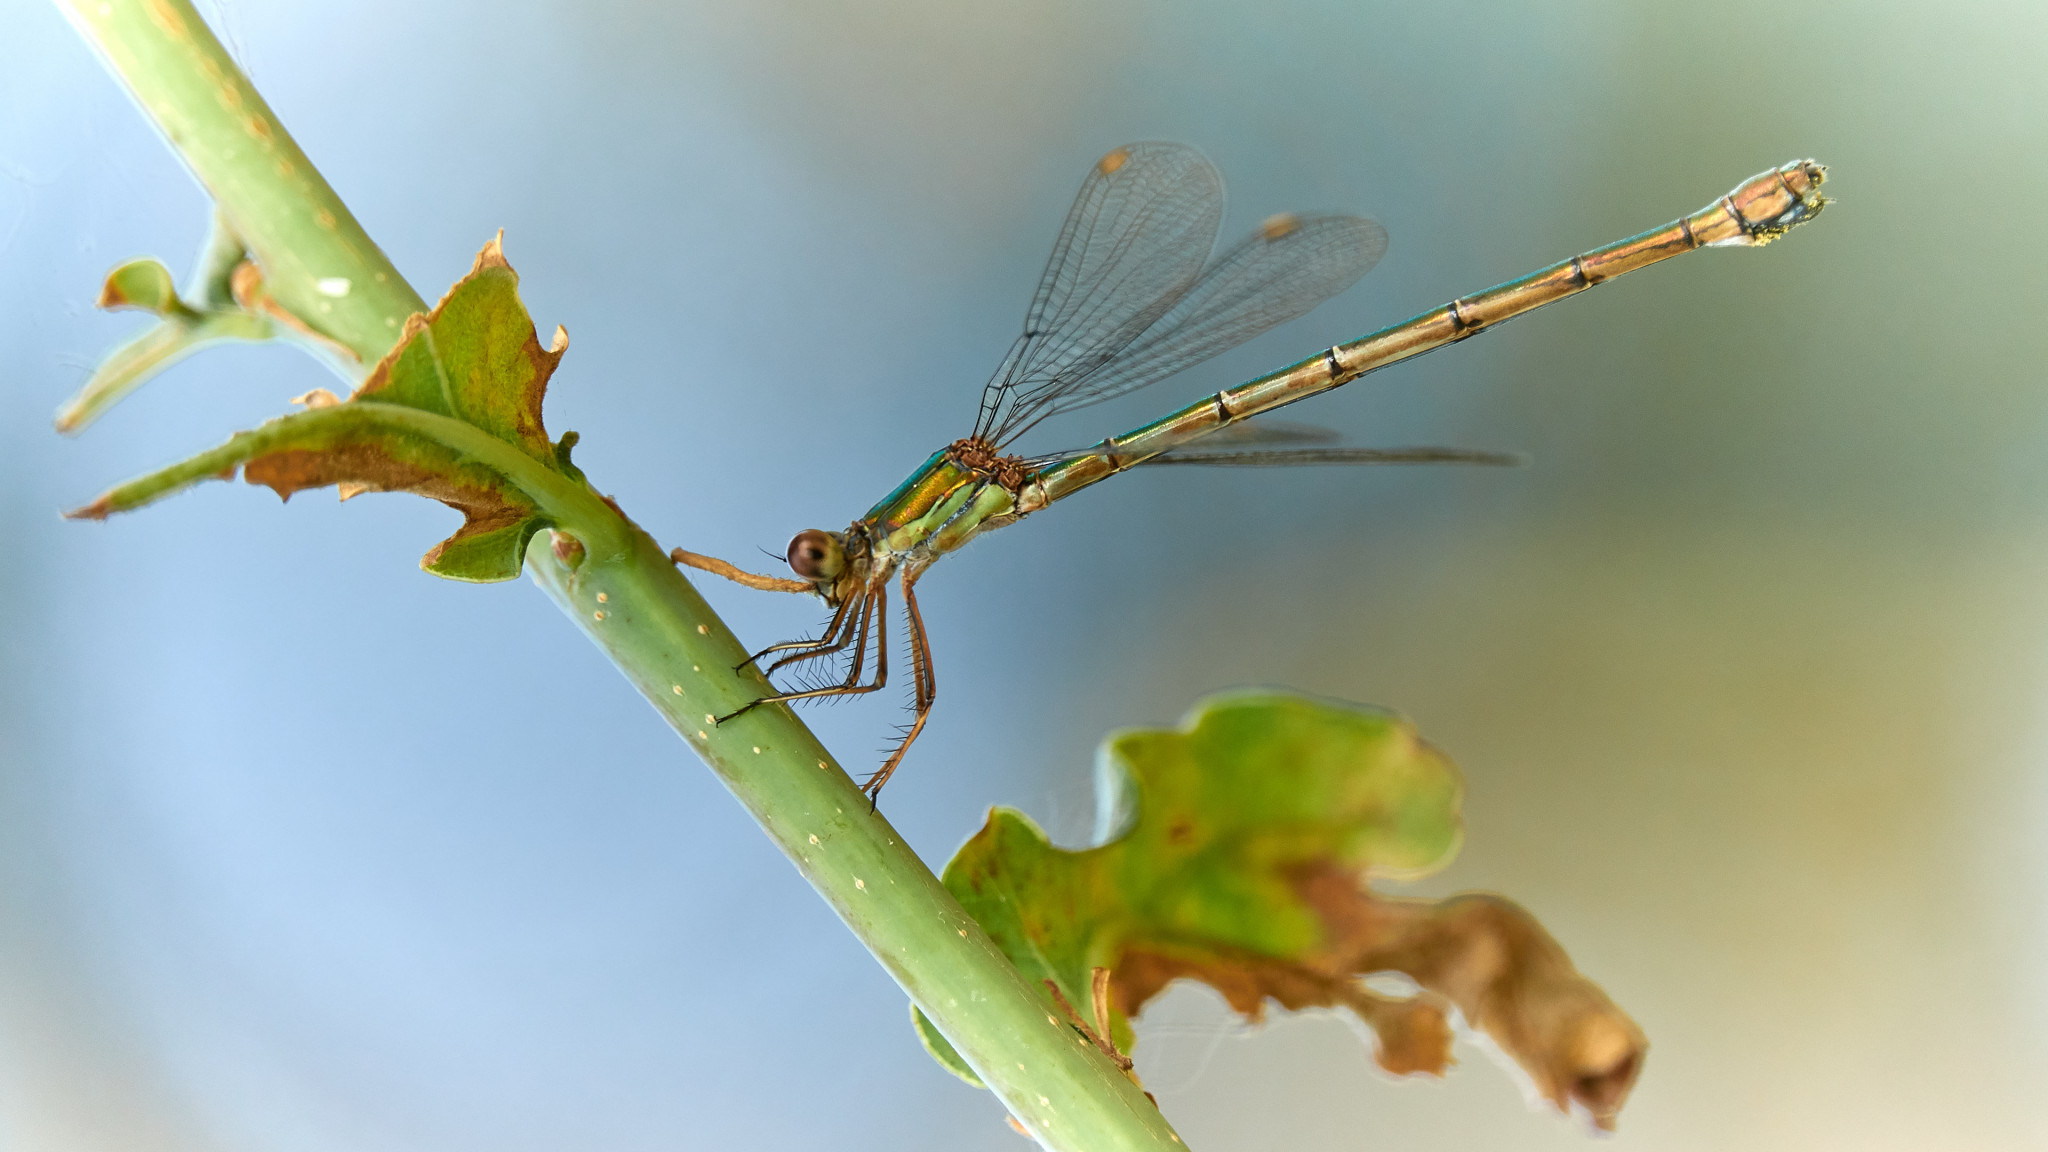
[786,530,844,580]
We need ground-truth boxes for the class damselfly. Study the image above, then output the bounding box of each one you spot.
[675,143,1827,798]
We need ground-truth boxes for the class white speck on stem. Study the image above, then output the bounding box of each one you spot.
[854,878,866,891]
[315,277,351,297]
[696,624,708,635]
[672,685,683,695]
[808,834,819,845]
[596,592,608,603]
[592,610,605,621]
[704,715,715,725]
[752,746,761,754]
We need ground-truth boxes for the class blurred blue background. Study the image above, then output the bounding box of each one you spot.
[5,0,2047,1148]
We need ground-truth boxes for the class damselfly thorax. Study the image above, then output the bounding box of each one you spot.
[672,142,1828,802]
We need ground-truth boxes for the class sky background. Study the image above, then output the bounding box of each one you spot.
[5,0,2047,1149]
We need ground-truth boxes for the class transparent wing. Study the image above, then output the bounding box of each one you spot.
[974,143,1225,443]
[1027,416,1518,469]
[988,213,1387,444]
[1135,445,1520,467]
[1023,416,1339,466]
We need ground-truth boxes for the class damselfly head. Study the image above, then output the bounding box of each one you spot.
[786,529,845,581]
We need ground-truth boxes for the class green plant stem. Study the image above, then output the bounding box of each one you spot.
[60,1,1187,1146]
[527,529,1181,1150]
[58,0,424,364]
[53,308,275,434]
[188,208,248,311]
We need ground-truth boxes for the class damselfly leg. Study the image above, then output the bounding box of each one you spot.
[863,563,936,800]
[717,585,889,722]
[736,593,858,673]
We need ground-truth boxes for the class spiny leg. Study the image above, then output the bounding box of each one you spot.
[821,588,880,690]
[760,574,895,681]
[760,620,864,679]
[862,564,936,803]
[775,589,881,698]
[740,593,857,673]
[718,585,889,722]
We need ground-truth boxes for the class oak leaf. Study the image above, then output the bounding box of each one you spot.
[69,236,579,582]
[916,691,1646,1130]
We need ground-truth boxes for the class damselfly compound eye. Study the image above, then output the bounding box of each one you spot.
[786,530,844,580]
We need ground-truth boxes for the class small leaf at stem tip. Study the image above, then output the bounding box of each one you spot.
[71,237,584,584]
[927,690,1648,1131]
[97,257,188,317]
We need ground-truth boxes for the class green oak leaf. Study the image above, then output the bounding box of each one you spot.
[921,691,1647,1130]
[69,235,577,582]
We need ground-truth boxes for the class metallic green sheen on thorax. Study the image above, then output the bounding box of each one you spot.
[860,450,1024,563]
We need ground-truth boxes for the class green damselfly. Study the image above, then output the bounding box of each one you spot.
[676,143,1827,798]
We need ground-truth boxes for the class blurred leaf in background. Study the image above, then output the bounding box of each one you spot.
[918,691,1646,1129]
